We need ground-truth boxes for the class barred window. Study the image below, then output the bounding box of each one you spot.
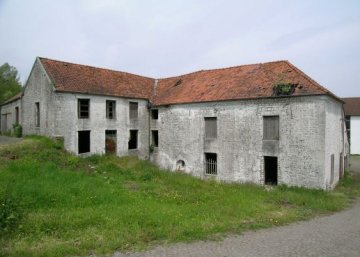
[205,153,217,175]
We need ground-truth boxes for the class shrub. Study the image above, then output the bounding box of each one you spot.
[12,124,22,138]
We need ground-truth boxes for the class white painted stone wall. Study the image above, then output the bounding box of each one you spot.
[53,93,150,159]
[350,116,360,154]
[0,99,21,133]
[153,95,343,189]
[18,57,345,189]
[324,98,345,189]
[22,58,56,137]
[21,58,150,160]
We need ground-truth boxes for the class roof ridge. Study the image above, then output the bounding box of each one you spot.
[38,57,155,80]
[157,60,289,80]
[283,61,342,102]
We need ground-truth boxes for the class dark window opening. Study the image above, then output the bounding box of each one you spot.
[129,102,138,119]
[339,153,343,179]
[345,116,351,144]
[330,154,335,184]
[78,130,90,154]
[174,79,182,87]
[264,156,278,185]
[15,107,19,125]
[35,102,40,127]
[151,130,158,147]
[105,130,117,154]
[151,109,158,120]
[205,153,217,175]
[205,117,217,139]
[176,160,185,171]
[128,130,138,149]
[263,116,279,140]
[106,100,116,119]
[78,99,90,119]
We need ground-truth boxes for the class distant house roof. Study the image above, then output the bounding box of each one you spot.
[1,92,22,106]
[37,57,339,106]
[343,97,360,116]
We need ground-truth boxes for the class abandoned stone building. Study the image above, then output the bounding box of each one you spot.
[0,57,348,189]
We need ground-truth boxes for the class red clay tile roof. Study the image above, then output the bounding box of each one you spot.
[343,97,360,116]
[154,61,334,105]
[38,57,339,105]
[39,57,154,100]
[1,92,22,105]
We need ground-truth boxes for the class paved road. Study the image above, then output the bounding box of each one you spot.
[0,135,22,145]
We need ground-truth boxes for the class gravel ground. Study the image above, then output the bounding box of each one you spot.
[0,135,22,145]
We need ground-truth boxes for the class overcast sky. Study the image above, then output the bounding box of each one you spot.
[0,0,359,97]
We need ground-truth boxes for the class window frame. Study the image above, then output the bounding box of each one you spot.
[106,100,116,119]
[204,117,217,139]
[263,116,279,140]
[78,99,90,119]
[129,102,138,120]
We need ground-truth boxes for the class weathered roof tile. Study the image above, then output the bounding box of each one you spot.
[38,57,337,106]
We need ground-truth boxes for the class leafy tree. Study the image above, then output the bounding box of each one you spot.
[0,63,22,104]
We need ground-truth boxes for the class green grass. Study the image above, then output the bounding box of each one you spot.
[0,136,359,257]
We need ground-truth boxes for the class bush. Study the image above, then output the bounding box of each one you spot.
[12,124,22,138]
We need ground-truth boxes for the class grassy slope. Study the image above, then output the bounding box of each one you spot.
[0,137,359,257]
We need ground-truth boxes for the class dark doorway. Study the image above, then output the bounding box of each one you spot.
[128,130,138,149]
[264,156,278,185]
[105,130,117,154]
[78,131,90,154]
